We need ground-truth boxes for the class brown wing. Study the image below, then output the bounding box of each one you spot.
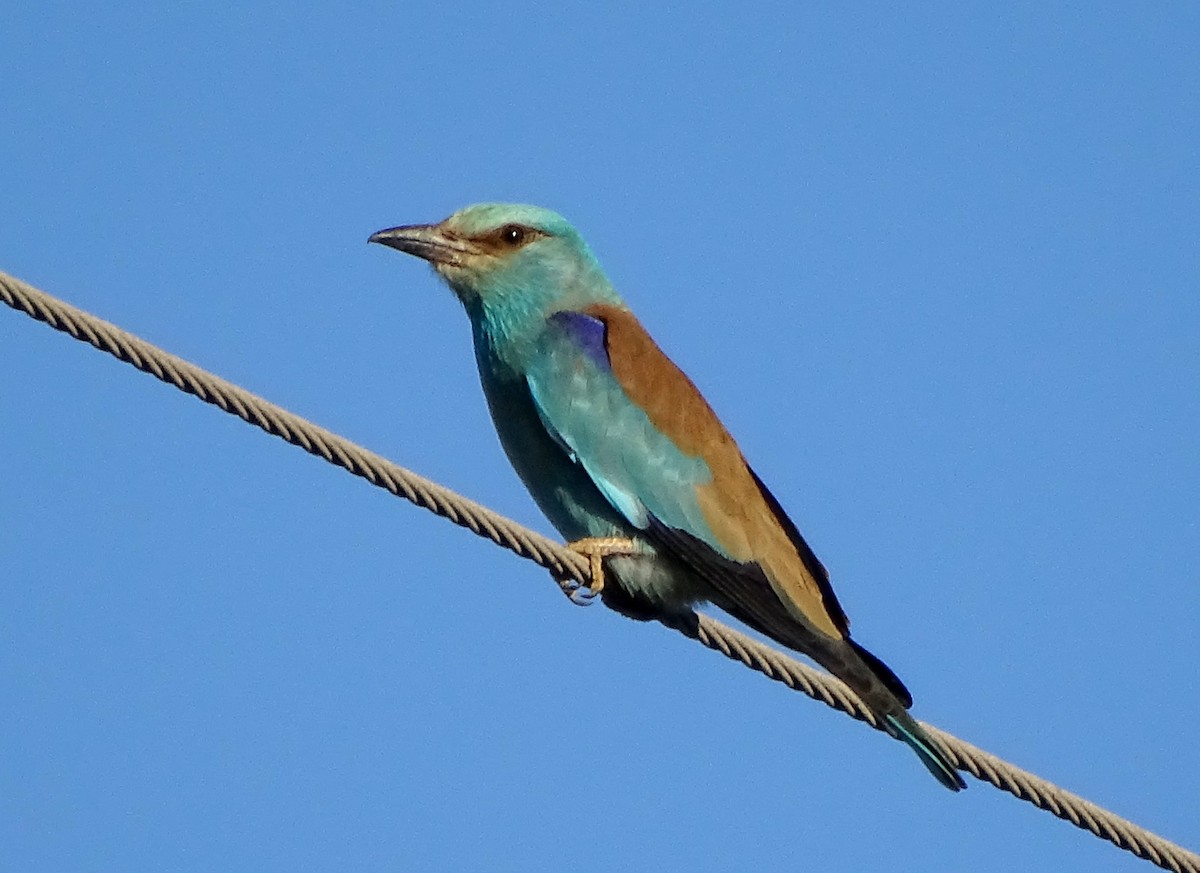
[587,303,848,640]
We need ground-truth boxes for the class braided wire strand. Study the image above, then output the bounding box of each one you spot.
[2,269,1196,873]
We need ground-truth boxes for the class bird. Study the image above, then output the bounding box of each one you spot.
[369,202,966,792]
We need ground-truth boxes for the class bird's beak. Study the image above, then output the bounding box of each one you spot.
[368,223,478,268]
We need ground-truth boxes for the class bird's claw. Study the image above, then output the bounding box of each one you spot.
[554,575,600,607]
[550,536,638,606]
[569,536,638,593]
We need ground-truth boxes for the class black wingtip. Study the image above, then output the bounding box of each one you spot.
[849,639,914,709]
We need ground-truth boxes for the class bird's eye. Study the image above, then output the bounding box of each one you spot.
[500,224,527,247]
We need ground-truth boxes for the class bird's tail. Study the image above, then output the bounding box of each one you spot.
[881,711,966,792]
[845,640,966,792]
[706,593,965,790]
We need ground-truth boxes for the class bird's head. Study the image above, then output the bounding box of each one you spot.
[370,203,619,315]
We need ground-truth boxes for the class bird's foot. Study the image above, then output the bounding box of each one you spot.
[552,536,638,606]
[567,536,639,594]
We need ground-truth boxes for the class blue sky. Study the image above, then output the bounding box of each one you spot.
[2,4,1197,871]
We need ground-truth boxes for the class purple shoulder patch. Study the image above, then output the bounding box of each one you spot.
[550,310,611,371]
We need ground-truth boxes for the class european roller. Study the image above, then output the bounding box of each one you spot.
[370,203,966,792]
